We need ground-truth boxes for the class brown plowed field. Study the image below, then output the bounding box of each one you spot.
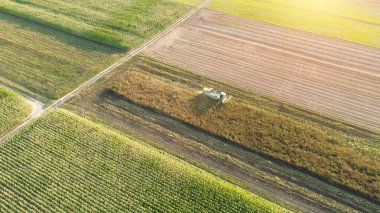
[148,9,380,130]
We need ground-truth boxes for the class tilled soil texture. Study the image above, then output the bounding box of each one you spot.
[148,9,380,130]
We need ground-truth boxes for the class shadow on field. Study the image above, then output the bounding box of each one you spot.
[0,12,124,53]
[188,94,220,116]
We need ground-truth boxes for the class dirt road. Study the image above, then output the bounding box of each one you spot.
[148,9,380,130]
[0,82,44,119]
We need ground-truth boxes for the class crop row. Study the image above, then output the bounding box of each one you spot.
[0,109,286,212]
[0,12,120,99]
[0,0,201,49]
[0,86,31,135]
[110,70,380,201]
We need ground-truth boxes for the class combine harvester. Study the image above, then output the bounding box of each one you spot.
[203,87,232,103]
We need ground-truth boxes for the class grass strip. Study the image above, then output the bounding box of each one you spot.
[0,12,121,100]
[208,0,380,47]
[0,0,202,49]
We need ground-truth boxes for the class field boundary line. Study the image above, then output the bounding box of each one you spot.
[0,0,212,142]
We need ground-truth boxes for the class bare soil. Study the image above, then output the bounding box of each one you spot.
[147,9,380,130]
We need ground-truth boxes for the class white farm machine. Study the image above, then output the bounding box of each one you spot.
[202,87,231,103]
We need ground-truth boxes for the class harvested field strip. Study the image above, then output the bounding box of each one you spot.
[208,0,380,47]
[110,71,380,201]
[0,87,31,135]
[148,9,380,130]
[0,109,286,212]
[186,10,380,74]
[134,56,380,142]
[0,12,120,100]
[0,0,201,49]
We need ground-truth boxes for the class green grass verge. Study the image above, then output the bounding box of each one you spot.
[108,58,380,202]
[0,86,31,135]
[0,0,202,49]
[0,108,287,212]
[208,0,380,47]
[0,12,121,100]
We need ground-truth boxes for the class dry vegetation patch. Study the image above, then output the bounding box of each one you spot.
[149,9,380,130]
[110,71,380,201]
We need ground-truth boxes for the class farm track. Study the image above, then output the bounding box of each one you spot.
[0,83,44,120]
[0,0,212,142]
[149,9,380,130]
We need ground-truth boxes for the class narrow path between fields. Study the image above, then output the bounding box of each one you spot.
[0,0,212,142]
[0,82,44,120]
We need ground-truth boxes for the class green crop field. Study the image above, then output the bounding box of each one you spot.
[109,58,380,201]
[0,86,31,135]
[0,0,202,49]
[0,109,287,212]
[0,12,121,100]
[208,0,380,47]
